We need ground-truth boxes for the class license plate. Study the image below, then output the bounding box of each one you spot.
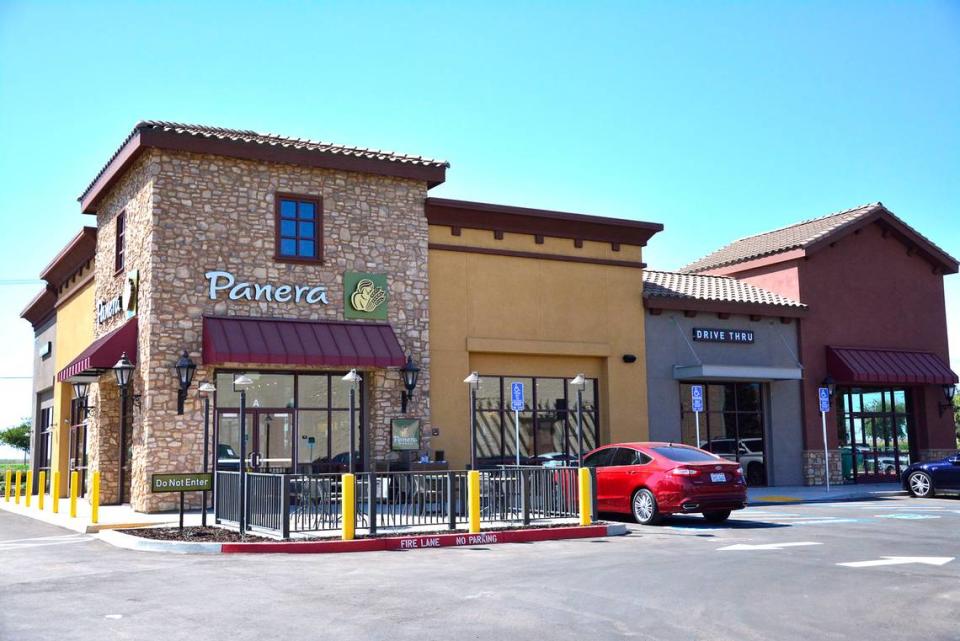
[710,472,726,483]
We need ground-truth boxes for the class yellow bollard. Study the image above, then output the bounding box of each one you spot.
[468,470,481,534]
[69,471,79,518]
[38,471,46,510]
[24,471,33,507]
[14,471,22,504]
[52,471,60,513]
[4,469,11,501]
[91,471,100,524]
[578,467,592,526]
[341,473,355,541]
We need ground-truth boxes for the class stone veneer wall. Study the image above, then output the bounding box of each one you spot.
[89,154,155,507]
[920,449,958,462]
[91,149,432,512]
[802,450,844,486]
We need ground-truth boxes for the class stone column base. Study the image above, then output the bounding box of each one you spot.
[919,449,958,463]
[802,449,844,486]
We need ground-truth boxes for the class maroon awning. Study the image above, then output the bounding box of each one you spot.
[202,316,406,368]
[827,347,958,386]
[57,318,138,382]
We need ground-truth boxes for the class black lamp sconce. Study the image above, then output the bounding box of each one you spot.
[174,350,197,415]
[400,356,421,413]
[939,384,956,418]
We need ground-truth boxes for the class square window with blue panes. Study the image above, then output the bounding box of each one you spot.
[277,196,320,260]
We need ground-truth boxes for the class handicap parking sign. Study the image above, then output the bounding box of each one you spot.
[818,387,831,413]
[691,385,704,413]
[511,382,525,411]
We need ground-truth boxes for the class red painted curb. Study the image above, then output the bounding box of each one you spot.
[221,525,608,554]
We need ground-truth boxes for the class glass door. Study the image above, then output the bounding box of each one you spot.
[838,388,911,483]
[68,398,88,498]
[254,412,293,473]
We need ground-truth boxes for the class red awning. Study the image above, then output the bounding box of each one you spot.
[202,316,406,368]
[57,318,138,382]
[827,347,958,386]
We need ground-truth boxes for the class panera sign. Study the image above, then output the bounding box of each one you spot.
[692,328,755,344]
[205,270,330,305]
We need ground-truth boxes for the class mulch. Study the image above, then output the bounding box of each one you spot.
[117,526,272,543]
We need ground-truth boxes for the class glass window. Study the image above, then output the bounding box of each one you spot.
[276,195,321,261]
[583,447,615,468]
[298,376,329,408]
[115,211,125,272]
[297,410,329,466]
[836,387,913,481]
[611,447,641,466]
[651,446,719,462]
[244,373,294,408]
[476,377,501,411]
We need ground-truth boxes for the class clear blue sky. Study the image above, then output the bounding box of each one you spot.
[0,1,958,453]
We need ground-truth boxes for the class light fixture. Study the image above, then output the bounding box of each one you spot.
[399,356,420,413]
[342,369,362,385]
[939,383,957,417]
[464,372,480,470]
[570,374,587,466]
[198,381,217,395]
[821,375,837,398]
[72,380,91,401]
[570,373,586,388]
[233,373,254,390]
[112,353,134,389]
[174,350,197,415]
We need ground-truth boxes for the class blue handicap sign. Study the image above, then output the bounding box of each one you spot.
[818,387,831,413]
[691,385,704,413]
[510,382,525,411]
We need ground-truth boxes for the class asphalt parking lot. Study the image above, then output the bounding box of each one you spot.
[2,494,959,641]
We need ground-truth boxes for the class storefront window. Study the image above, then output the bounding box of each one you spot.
[679,382,766,486]
[836,387,912,482]
[473,374,599,467]
[215,372,361,474]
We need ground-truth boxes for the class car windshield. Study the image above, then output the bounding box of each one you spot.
[651,446,719,462]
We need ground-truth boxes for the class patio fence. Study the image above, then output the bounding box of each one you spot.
[214,466,589,540]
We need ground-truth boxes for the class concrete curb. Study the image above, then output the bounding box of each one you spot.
[97,528,223,554]
[747,490,906,507]
[95,523,626,555]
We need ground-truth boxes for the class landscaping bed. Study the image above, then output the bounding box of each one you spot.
[118,526,272,543]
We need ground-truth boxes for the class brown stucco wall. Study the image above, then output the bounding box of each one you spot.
[428,225,650,468]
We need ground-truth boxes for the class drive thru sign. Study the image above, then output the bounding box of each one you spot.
[511,382,524,466]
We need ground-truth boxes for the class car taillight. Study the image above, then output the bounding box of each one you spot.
[671,467,700,476]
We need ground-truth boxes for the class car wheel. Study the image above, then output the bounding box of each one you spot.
[907,471,934,498]
[632,488,661,525]
[703,510,731,523]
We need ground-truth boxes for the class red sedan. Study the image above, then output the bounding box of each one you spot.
[583,442,747,525]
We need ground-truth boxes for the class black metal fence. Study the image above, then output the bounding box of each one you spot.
[214,466,584,540]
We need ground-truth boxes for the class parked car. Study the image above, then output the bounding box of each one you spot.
[701,437,765,485]
[584,442,747,525]
[901,452,960,497]
[535,452,579,468]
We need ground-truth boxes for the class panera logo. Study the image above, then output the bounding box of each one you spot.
[205,270,330,305]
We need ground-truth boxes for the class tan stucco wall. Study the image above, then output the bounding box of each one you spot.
[428,225,650,468]
[50,277,95,496]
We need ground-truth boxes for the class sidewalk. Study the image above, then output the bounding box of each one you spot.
[0,494,206,533]
[748,482,905,505]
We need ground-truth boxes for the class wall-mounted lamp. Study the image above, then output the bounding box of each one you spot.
[821,375,837,398]
[939,384,957,418]
[399,356,420,413]
[174,350,197,415]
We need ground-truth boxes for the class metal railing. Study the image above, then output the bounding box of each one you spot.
[289,473,344,533]
[355,471,469,532]
[215,466,584,539]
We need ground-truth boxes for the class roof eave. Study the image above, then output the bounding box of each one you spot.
[38,227,98,287]
[642,295,807,318]
[80,127,448,214]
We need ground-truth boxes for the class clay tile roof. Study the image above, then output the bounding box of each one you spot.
[135,120,450,168]
[680,203,883,273]
[79,120,450,211]
[643,270,806,309]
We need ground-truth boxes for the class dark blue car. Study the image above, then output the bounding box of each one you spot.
[902,452,960,497]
